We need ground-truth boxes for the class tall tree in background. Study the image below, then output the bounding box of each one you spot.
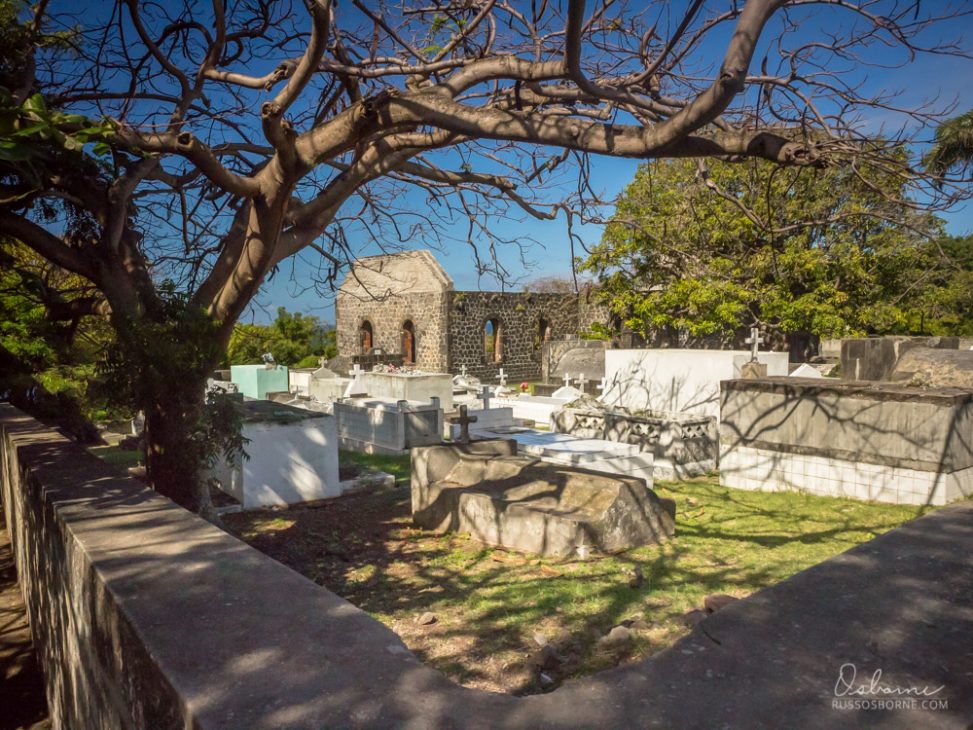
[924,110,973,180]
[0,0,967,510]
[581,154,961,357]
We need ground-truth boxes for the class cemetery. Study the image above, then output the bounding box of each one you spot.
[2,2,972,726]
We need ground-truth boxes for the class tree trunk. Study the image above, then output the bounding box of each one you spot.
[143,377,213,515]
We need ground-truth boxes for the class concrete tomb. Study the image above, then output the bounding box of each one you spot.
[333,396,443,454]
[720,377,973,505]
[486,428,657,486]
[230,363,289,400]
[411,439,674,557]
[288,367,316,396]
[602,348,789,420]
[359,369,454,411]
[551,396,717,479]
[207,399,340,508]
[840,336,960,382]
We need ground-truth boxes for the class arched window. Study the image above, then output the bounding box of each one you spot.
[402,320,416,364]
[484,318,503,363]
[539,317,552,343]
[359,320,373,354]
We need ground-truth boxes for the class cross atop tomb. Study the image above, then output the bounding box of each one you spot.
[350,363,364,378]
[745,326,764,362]
[460,364,467,377]
[479,385,493,410]
[449,405,478,444]
[497,368,508,387]
[562,372,571,388]
[597,378,606,393]
[575,373,589,392]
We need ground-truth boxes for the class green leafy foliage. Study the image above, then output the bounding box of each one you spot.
[226,307,335,366]
[582,155,969,341]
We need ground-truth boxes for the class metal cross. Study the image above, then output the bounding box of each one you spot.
[449,405,478,444]
[745,326,764,362]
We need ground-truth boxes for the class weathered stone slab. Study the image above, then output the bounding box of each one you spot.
[411,440,674,556]
[359,371,454,411]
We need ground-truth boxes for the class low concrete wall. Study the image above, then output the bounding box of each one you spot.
[2,404,971,728]
[720,377,973,504]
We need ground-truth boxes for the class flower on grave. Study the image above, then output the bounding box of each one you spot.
[520,381,529,392]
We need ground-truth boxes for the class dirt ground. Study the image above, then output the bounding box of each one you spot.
[1,508,51,730]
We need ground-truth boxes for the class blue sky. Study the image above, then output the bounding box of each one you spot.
[218,4,973,325]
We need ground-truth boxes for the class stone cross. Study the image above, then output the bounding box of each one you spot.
[575,373,589,392]
[449,405,478,444]
[562,372,571,388]
[460,364,467,377]
[479,385,493,410]
[745,326,764,362]
[350,363,364,378]
[497,368,508,387]
[597,378,606,393]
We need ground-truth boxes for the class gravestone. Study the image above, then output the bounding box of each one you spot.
[359,370,454,410]
[411,439,675,557]
[230,364,289,400]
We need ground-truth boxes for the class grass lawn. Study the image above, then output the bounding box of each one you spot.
[223,451,931,696]
[87,444,142,471]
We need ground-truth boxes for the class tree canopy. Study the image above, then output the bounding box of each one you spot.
[227,307,335,367]
[581,154,970,349]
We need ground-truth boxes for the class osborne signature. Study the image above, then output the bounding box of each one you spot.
[835,664,945,698]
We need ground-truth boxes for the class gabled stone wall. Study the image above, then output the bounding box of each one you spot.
[335,290,450,372]
[446,291,579,381]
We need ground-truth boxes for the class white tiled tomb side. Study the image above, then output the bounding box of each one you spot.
[719,377,973,506]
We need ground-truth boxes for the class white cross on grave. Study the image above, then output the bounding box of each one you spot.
[343,363,365,398]
[745,326,764,362]
[460,364,467,377]
[562,372,571,388]
[575,373,589,392]
[479,385,493,409]
[497,368,508,387]
[597,378,606,393]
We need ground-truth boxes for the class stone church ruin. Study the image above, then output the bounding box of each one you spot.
[334,250,606,381]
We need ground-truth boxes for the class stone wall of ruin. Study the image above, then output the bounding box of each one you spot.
[335,291,450,372]
[445,291,579,381]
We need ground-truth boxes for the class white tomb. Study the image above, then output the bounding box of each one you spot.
[491,394,576,425]
[288,368,316,396]
[359,371,453,411]
[334,396,444,454]
[207,400,340,509]
[602,348,789,420]
[474,427,655,486]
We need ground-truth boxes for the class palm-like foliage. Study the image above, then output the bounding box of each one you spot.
[924,109,973,176]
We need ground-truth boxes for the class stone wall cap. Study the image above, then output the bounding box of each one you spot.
[721,376,973,404]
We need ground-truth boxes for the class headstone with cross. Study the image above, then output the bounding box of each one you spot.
[575,373,589,393]
[562,372,571,388]
[449,405,478,444]
[460,364,467,377]
[343,363,366,398]
[745,325,764,363]
[497,368,508,387]
[479,385,493,410]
